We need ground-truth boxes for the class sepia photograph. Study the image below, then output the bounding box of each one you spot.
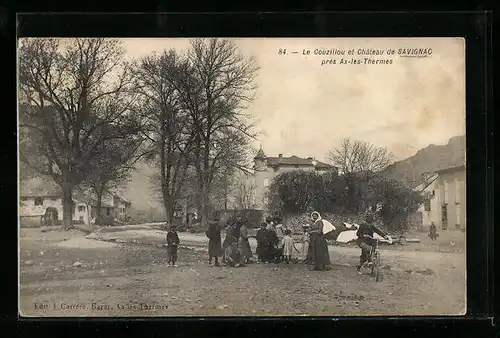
[18,37,466,317]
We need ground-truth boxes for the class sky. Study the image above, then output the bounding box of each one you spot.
[121,37,465,163]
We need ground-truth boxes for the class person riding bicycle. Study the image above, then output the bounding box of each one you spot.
[356,213,390,274]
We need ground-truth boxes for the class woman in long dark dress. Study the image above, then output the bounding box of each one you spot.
[308,211,331,271]
[206,220,222,266]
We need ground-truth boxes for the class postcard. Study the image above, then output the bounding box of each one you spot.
[18,37,466,317]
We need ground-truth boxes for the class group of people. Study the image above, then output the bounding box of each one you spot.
[255,216,296,264]
[165,210,390,274]
[206,218,253,267]
[204,211,335,271]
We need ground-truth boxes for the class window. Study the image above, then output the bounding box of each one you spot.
[51,197,57,201]
[443,180,449,203]
[263,178,269,187]
[78,206,85,212]
[106,208,110,216]
[441,204,448,221]
[79,216,84,221]
[424,199,431,211]
[34,197,43,206]
[432,190,435,196]
[294,165,299,168]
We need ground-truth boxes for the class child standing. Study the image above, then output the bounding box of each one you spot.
[166,225,180,267]
[281,229,296,264]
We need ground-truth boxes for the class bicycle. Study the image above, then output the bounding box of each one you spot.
[362,235,381,282]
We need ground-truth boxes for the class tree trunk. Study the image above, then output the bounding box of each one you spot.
[199,174,210,229]
[163,198,175,226]
[62,182,73,230]
[95,192,103,226]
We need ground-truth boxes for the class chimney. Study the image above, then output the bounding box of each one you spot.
[278,154,283,158]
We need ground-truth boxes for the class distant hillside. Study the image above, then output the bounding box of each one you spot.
[383,135,465,187]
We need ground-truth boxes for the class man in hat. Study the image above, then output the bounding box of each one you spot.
[355,213,390,274]
[206,219,222,266]
[166,224,180,267]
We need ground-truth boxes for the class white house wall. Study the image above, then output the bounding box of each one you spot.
[417,180,440,229]
[19,196,89,224]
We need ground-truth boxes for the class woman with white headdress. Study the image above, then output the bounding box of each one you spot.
[308,211,332,271]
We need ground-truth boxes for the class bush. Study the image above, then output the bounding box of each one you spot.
[267,171,323,214]
[267,170,424,233]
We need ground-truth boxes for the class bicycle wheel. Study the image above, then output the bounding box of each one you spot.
[374,252,381,282]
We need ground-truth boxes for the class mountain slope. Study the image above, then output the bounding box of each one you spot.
[383,135,465,187]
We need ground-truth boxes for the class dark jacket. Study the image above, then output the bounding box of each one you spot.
[206,224,222,257]
[267,228,279,247]
[256,228,267,244]
[356,223,386,245]
[166,230,180,246]
[206,224,222,243]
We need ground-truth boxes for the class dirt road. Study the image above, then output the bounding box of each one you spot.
[19,229,466,317]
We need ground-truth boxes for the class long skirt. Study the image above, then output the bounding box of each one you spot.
[310,233,331,269]
[208,239,221,258]
[256,242,265,259]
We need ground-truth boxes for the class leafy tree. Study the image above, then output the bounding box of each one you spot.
[369,175,426,232]
[267,170,425,232]
[267,171,323,215]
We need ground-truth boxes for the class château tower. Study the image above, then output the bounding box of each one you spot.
[254,147,267,171]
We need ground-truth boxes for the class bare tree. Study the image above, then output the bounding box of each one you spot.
[210,165,235,211]
[327,138,394,175]
[235,177,256,210]
[172,38,259,228]
[80,133,142,226]
[18,38,135,230]
[132,50,194,225]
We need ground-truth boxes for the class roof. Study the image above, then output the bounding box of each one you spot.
[19,176,128,208]
[435,164,465,174]
[408,172,438,190]
[19,176,61,197]
[113,194,131,204]
[254,147,266,159]
[266,155,334,169]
